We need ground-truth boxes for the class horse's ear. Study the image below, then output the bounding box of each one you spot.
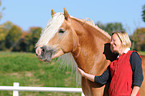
[64,8,70,20]
[51,9,56,17]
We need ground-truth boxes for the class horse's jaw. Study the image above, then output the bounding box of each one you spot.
[52,49,64,59]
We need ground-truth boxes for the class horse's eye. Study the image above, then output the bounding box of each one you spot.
[59,29,65,33]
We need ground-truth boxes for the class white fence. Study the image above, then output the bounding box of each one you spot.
[0,82,85,96]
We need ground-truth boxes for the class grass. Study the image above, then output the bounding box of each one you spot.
[0,51,81,96]
[0,51,144,96]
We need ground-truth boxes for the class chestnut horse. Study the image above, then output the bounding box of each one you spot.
[35,8,145,96]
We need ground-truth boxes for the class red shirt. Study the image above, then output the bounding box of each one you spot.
[109,50,139,96]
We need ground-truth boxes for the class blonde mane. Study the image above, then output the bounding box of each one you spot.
[71,16,111,41]
[56,52,81,86]
[35,12,65,47]
[81,18,95,26]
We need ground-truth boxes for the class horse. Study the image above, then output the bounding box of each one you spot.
[35,8,145,96]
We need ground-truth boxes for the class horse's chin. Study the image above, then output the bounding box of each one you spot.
[39,58,51,62]
[38,54,52,62]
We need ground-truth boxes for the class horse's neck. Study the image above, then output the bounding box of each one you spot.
[71,18,111,75]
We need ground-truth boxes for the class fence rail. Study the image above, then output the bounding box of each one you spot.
[0,82,84,96]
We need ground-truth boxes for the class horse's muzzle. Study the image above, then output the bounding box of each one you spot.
[37,46,57,62]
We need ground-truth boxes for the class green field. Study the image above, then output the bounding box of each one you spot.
[0,51,144,96]
[0,51,81,96]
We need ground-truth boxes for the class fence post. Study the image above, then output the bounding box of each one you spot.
[81,92,85,96]
[13,82,19,96]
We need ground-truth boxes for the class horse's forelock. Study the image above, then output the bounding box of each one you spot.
[35,12,65,47]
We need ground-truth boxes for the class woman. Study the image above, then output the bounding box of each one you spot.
[78,31,144,96]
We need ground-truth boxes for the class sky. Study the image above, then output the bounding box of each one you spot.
[1,0,145,35]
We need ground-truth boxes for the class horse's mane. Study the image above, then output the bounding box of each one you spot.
[70,16,111,41]
[56,52,81,86]
[35,12,64,47]
[81,18,95,26]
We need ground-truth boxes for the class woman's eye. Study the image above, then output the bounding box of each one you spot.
[59,29,65,33]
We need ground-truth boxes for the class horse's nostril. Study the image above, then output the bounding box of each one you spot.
[42,48,45,52]
[40,47,45,52]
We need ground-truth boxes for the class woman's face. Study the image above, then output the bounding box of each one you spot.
[110,34,122,53]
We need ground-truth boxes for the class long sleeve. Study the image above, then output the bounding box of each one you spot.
[94,66,111,85]
[130,52,144,87]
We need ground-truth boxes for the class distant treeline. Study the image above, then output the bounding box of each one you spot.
[0,21,145,53]
[0,21,42,52]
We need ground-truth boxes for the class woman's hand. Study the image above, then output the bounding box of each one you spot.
[77,67,95,82]
[130,86,140,96]
[78,67,86,77]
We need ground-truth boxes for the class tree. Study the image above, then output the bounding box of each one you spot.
[0,0,5,21]
[25,27,42,52]
[96,22,125,35]
[0,21,13,41]
[0,0,6,50]
[5,25,22,50]
[0,21,13,50]
[131,28,145,51]
[142,4,145,23]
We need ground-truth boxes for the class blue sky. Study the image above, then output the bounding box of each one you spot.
[1,0,145,35]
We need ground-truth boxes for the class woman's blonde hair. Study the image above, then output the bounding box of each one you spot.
[112,31,131,48]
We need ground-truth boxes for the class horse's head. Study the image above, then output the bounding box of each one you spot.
[35,8,78,62]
